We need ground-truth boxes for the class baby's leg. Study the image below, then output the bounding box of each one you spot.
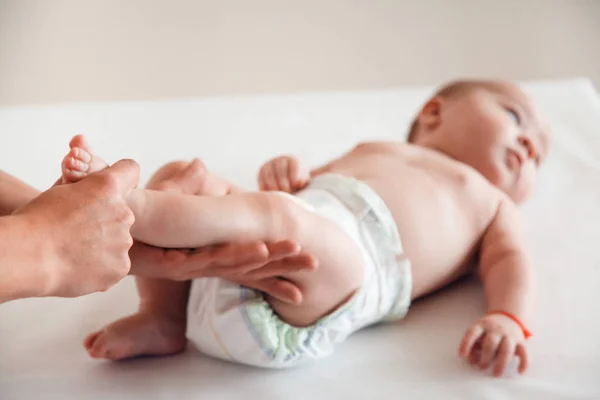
[61,139,241,359]
[261,196,366,326]
[126,164,360,327]
[85,161,211,360]
[128,189,365,326]
[65,138,364,330]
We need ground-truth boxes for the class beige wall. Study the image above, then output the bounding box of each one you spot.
[0,0,598,106]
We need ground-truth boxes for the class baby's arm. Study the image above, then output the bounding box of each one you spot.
[257,141,398,193]
[459,198,535,377]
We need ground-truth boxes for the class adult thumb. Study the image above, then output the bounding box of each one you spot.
[102,159,140,196]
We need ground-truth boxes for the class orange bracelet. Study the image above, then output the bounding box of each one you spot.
[486,310,532,339]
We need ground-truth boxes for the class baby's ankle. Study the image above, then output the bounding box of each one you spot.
[139,301,187,323]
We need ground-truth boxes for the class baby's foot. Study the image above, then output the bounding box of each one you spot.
[61,135,109,184]
[150,159,208,194]
[150,158,231,196]
[83,310,187,360]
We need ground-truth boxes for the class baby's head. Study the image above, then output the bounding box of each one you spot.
[407,80,549,203]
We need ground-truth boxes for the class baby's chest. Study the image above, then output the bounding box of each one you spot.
[380,173,492,246]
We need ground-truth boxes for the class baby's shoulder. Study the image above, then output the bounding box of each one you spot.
[352,140,405,152]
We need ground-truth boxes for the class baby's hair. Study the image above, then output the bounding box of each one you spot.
[406,80,505,143]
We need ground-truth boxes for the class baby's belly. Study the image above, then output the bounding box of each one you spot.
[360,183,485,300]
[396,218,481,299]
[408,255,476,299]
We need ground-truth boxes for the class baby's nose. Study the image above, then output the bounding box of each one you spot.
[517,136,537,161]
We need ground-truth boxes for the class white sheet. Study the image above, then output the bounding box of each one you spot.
[1,79,599,399]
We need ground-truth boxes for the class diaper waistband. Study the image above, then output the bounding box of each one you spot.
[307,174,403,255]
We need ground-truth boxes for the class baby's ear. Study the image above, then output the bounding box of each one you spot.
[417,97,443,132]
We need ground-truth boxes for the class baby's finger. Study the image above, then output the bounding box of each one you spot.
[275,159,291,192]
[479,332,502,370]
[459,324,485,358]
[493,337,514,377]
[258,166,267,191]
[261,167,278,191]
[287,157,306,190]
[468,345,480,365]
[515,343,529,374]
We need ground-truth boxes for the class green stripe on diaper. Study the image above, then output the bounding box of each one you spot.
[244,300,316,358]
[242,291,358,362]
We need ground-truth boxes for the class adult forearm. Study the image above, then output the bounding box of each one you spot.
[0,216,48,303]
[0,171,40,216]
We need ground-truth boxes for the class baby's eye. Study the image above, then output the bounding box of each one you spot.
[506,108,521,125]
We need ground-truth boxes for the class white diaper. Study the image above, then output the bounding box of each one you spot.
[186,174,412,368]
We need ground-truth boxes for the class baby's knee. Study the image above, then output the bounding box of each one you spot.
[146,160,201,190]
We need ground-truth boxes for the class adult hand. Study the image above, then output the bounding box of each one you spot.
[129,239,317,305]
[13,159,139,298]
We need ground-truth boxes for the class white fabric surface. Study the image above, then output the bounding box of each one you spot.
[1,79,599,399]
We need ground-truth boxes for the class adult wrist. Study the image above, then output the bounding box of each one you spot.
[0,214,55,301]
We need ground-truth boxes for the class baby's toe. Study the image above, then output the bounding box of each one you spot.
[66,155,90,173]
[62,166,88,184]
[89,335,111,359]
[104,344,130,361]
[69,134,92,153]
[83,331,101,351]
[69,147,92,164]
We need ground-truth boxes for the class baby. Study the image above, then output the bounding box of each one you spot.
[62,80,548,377]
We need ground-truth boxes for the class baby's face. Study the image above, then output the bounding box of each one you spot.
[424,83,548,203]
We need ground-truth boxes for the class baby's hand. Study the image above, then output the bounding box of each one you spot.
[459,313,529,377]
[258,155,309,193]
[61,135,109,184]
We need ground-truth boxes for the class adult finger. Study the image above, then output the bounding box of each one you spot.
[459,324,485,358]
[493,337,514,377]
[201,249,309,279]
[187,242,271,275]
[204,242,311,279]
[265,240,301,257]
[243,277,303,305]
[244,254,318,280]
[101,159,140,196]
[479,332,502,370]
[129,242,269,280]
